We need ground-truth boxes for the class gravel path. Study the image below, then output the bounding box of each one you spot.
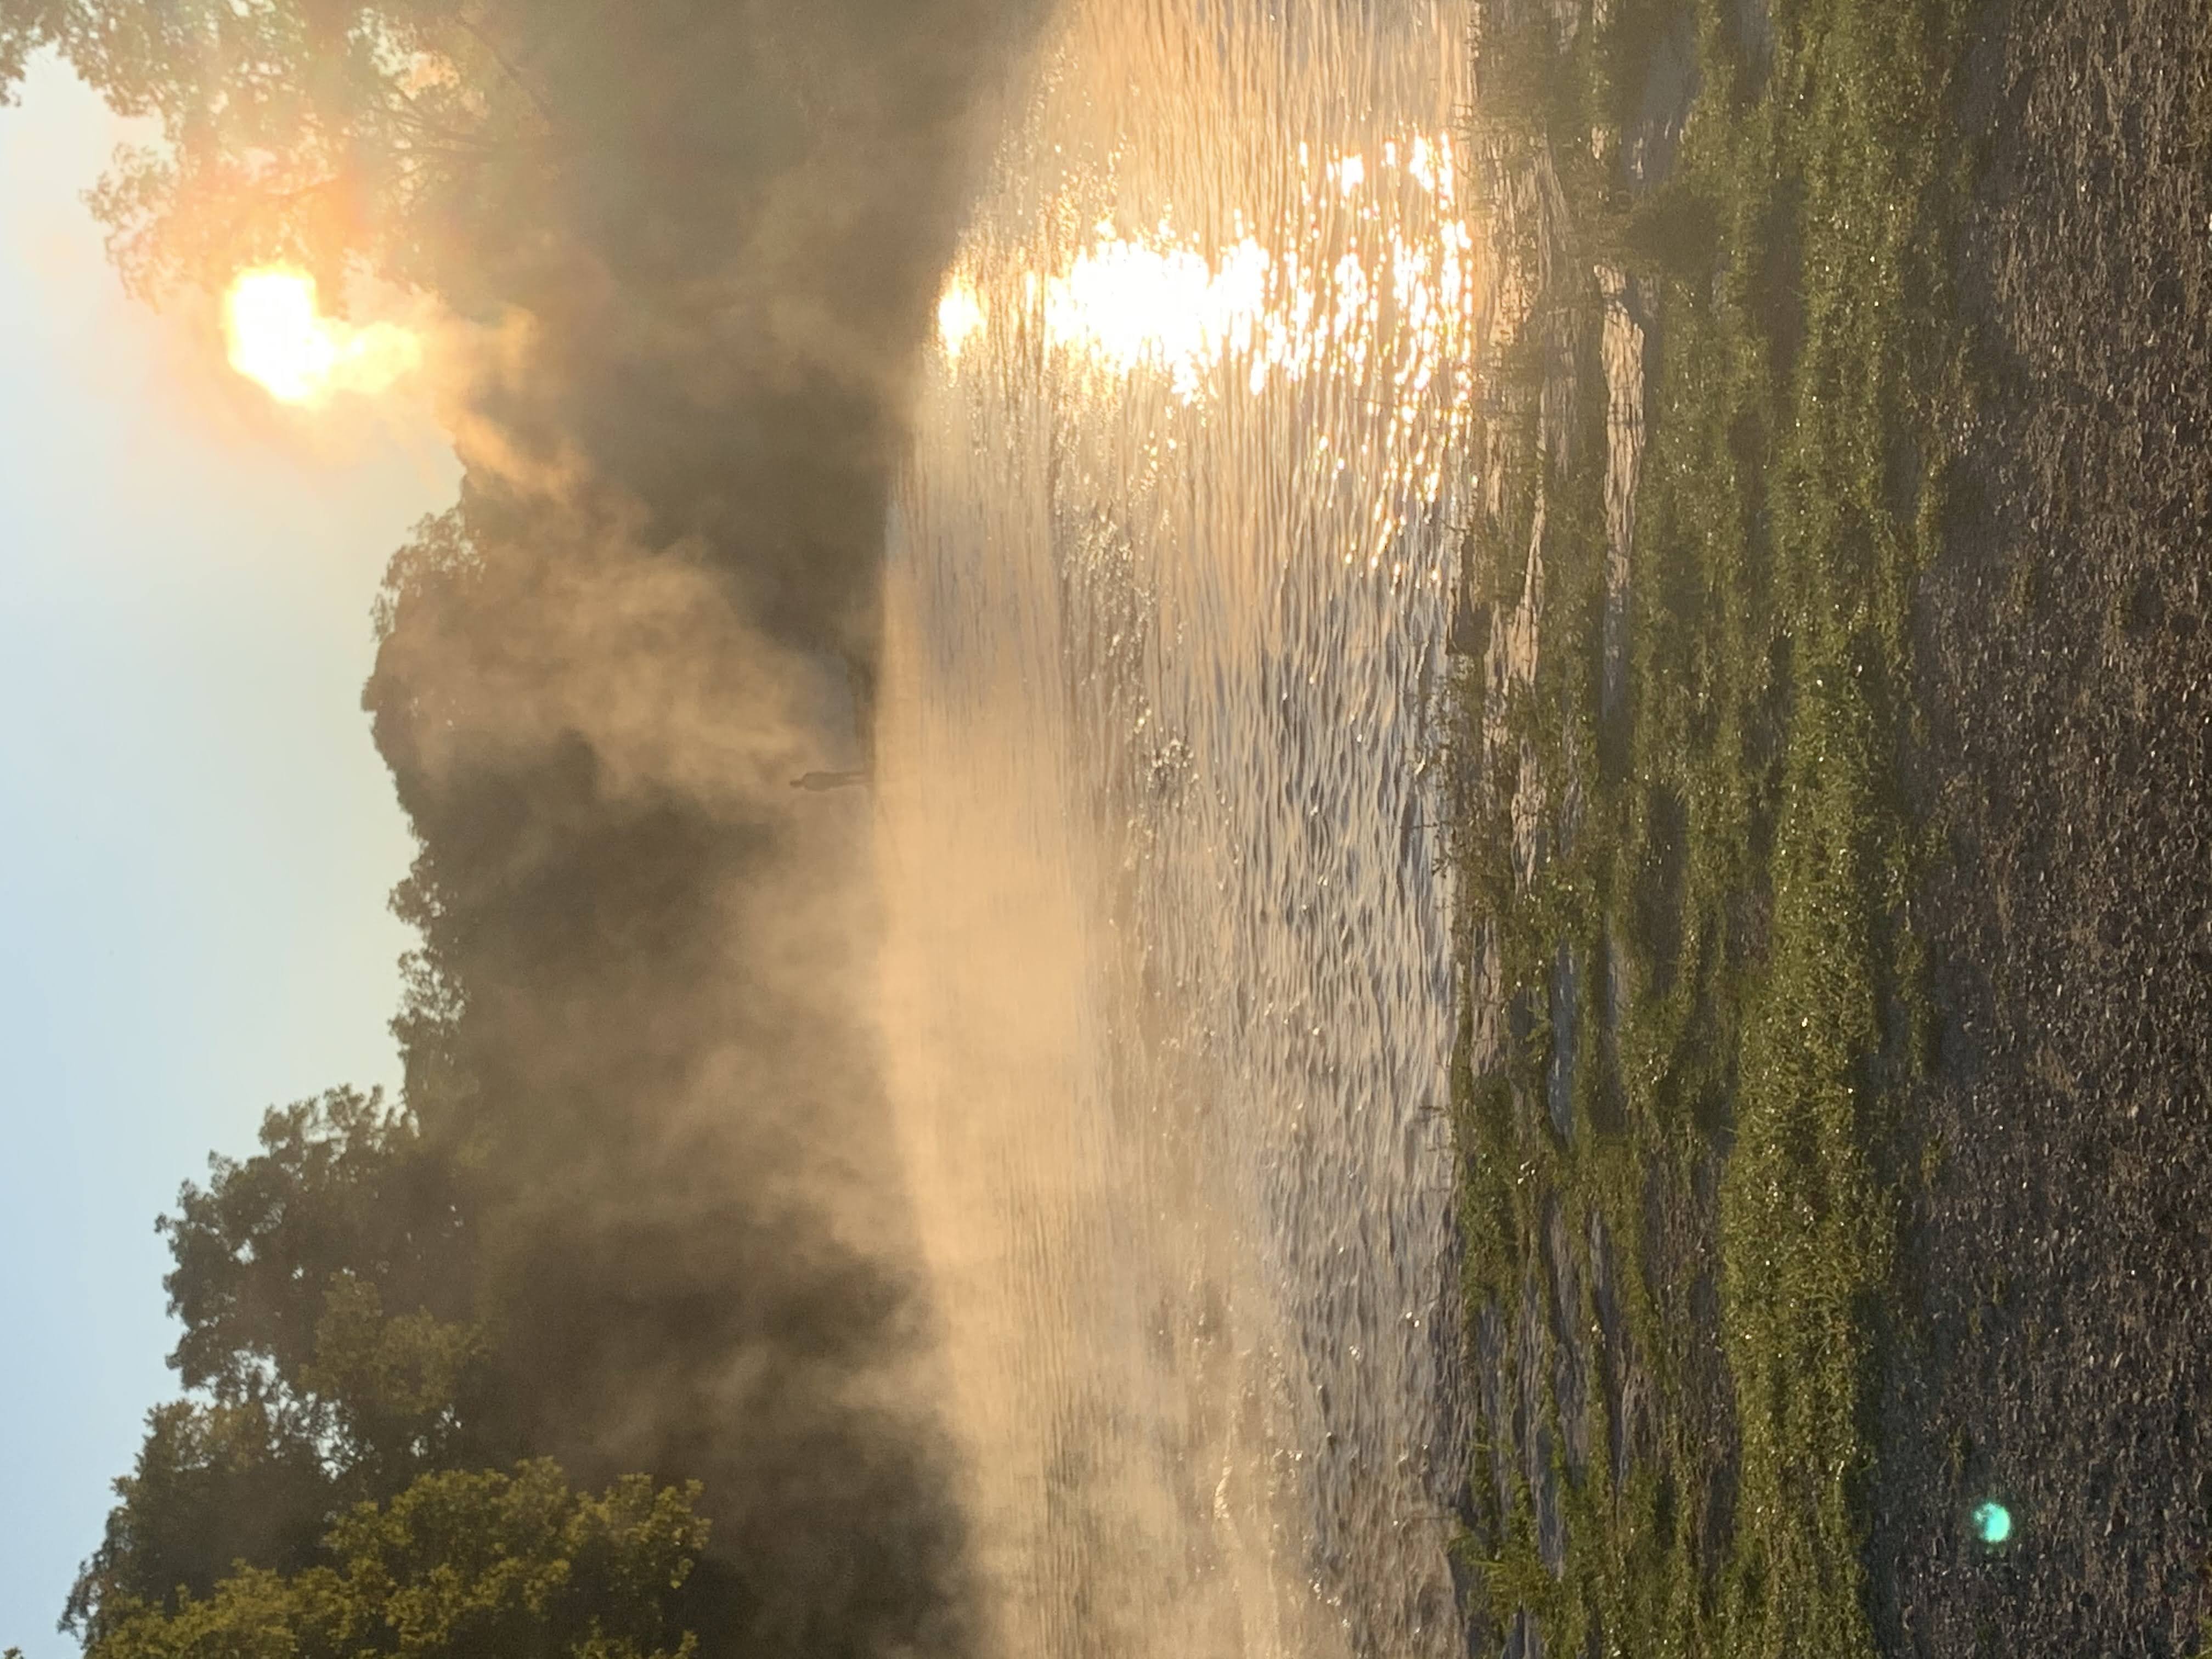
[1870,1,2212,1652]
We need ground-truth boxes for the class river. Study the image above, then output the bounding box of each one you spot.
[875,4,1480,1654]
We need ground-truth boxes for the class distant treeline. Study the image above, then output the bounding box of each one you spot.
[0,2,1045,1656]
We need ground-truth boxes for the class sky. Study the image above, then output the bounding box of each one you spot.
[0,59,459,1656]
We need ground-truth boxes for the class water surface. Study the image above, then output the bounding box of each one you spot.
[877,7,1479,1652]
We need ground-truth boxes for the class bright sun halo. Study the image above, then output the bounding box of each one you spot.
[223,267,420,404]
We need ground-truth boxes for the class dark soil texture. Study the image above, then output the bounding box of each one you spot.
[1872,0,2212,1652]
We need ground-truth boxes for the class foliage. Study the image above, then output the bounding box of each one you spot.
[0,10,32,101]
[63,1398,336,1641]
[160,1086,473,1406]
[0,0,556,300]
[86,1460,707,1659]
[366,506,485,1121]
[66,1090,493,1644]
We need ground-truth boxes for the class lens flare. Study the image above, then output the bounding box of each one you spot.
[223,268,421,404]
[1973,1500,2013,1544]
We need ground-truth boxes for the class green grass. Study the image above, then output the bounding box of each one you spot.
[1448,0,1971,1652]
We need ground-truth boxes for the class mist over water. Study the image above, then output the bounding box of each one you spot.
[876,4,1478,1654]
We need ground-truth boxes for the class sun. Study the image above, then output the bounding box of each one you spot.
[223,268,420,404]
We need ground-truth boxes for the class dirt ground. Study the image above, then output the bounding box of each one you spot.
[1870,0,2212,1652]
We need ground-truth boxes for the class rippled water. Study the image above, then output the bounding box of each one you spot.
[875,5,1478,1655]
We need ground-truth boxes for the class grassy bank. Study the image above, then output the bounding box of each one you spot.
[1447,0,1971,1652]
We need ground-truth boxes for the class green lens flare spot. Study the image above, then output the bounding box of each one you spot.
[1974,1501,2013,1544]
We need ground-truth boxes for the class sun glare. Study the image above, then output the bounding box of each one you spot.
[937,280,987,358]
[927,130,1476,575]
[937,132,1473,416]
[223,268,421,405]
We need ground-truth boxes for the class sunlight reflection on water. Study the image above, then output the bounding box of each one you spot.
[878,4,1477,1655]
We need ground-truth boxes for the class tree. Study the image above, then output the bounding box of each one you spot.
[86,1460,707,1659]
[67,1090,495,1643]
[0,0,557,302]
[160,1087,475,1407]
[64,1398,336,1643]
[0,10,34,101]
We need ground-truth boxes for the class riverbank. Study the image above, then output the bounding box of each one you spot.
[1443,0,1970,1652]
[1449,0,2212,1650]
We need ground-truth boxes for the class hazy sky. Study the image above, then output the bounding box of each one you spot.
[0,58,458,1655]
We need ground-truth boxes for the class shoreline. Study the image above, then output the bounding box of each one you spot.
[1426,0,2202,1649]
[1444,0,2211,1650]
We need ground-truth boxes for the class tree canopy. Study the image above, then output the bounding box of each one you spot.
[87,1460,706,1659]
[0,0,556,302]
[64,1091,496,1645]
[159,1087,475,1408]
